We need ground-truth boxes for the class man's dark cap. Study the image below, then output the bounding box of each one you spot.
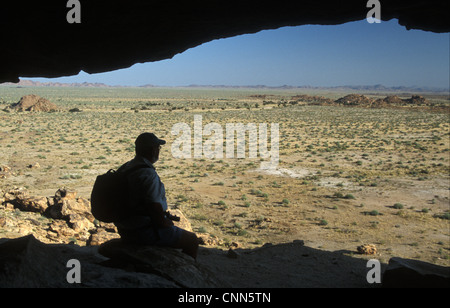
[135,133,166,149]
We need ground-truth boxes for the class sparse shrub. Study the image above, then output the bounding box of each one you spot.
[393,203,404,209]
[214,220,224,226]
[368,210,379,216]
[434,212,450,220]
[333,192,344,198]
[237,229,248,236]
[177,195,188,202]
[193,214,207,221]
[319,219,328,226]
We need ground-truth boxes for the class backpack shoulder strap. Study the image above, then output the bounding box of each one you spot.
[120,163,152,176]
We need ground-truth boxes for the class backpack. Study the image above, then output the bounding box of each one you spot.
[90,164,149,223]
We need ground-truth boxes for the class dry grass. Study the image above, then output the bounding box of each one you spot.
[1,86,449,266]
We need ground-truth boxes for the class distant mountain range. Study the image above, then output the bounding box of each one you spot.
[2,79,447,93]
[4,80,114,88]
[181,84,448,93]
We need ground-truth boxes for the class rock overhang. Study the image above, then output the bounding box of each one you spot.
[1,0,449,83]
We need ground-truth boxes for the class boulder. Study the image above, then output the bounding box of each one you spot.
[48,188,92,221]
[335,94,374,106]
[198,233,223,246]
[382,257,450,288]
[16,196,49,213]
[98,239,227,287]
[9,94,59,112]
[357,244,377,255]
[404,95,428,105]
[88,229,121,246]
[3,187,28,203]
[68,213,95,233]
[54,187,78,201]
[373,95,403,107]
[0,165,12,178]
[47,220,76,239]
[0,235,179,287]
[170,209,192,232]
[2,187,50,214]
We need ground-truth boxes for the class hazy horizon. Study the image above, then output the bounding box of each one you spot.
[9,79,449,92]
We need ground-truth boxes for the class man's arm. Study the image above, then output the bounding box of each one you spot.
[143,202,174,228]
[134,167,173,228]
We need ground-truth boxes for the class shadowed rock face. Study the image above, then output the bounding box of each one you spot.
[0,235,204,287]
[1,0,449,83]
[382,257,450,288]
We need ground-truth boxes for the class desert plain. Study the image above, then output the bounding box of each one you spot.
[0,85,449,274]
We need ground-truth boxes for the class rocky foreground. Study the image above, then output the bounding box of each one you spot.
[0,234,224,287]
[0,186,122,246]
[1,186,449,287]
[0,186,228,287]
[0,186,212,247]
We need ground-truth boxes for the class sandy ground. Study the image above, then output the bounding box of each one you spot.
[0,89,449,287]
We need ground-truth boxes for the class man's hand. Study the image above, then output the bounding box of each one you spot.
[160,217,174,228]
[142,202,172,228]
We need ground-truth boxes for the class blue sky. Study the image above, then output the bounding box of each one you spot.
[26,19,449,88]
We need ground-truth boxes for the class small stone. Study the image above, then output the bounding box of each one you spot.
[68,213,95,233]
[27,162,40,169]
[230,241,240,248]
[357,244,377,255]
[88,229,120,246]
[0,217,6,228]
[54,188,77,201]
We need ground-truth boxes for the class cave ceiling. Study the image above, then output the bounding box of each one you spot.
[1,0,449,83]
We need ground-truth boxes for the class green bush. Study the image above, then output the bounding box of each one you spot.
[393,203,404,209]
[319,219,328,226]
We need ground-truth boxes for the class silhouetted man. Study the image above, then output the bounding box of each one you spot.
[115,132,199,259]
